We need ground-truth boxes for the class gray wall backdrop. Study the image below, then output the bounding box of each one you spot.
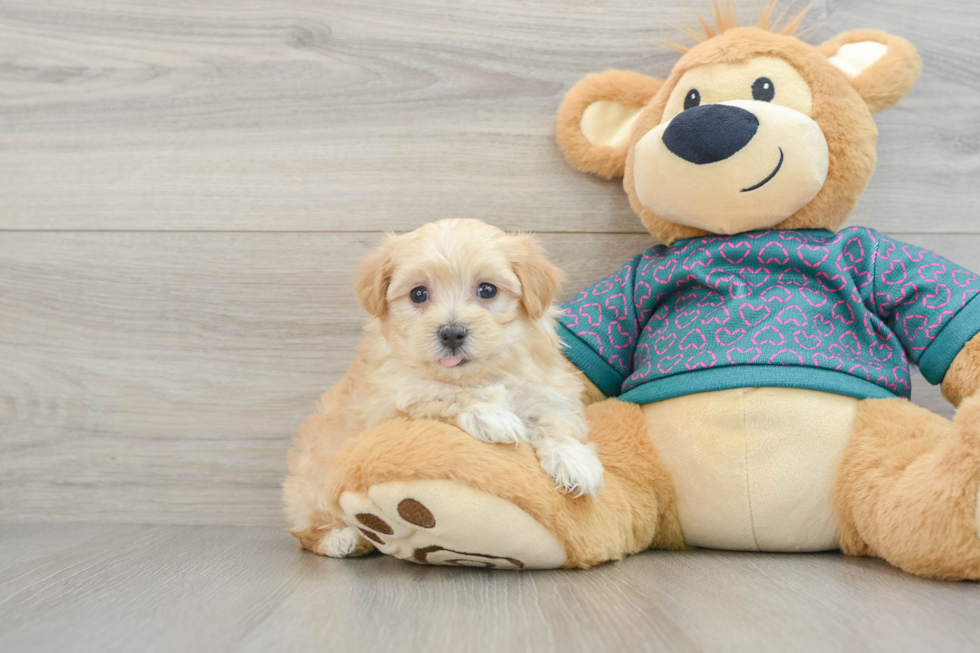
[2,0,978,526]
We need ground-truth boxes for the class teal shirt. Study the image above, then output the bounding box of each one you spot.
[558,228,980,404]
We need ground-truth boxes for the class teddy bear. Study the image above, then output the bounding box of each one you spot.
[313,4,980,579]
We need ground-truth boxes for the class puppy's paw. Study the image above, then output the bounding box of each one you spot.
[316,526,374,558]
[537,440,605,497]
[457,403,526,444]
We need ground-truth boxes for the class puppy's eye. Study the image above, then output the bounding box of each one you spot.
[683,88,700,110]
[752,77,775,102]
[477,283,497,300]
[410,286,429,304]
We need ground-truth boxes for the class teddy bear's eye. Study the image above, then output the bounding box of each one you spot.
[683,88,701,110]
[752,77,775,102]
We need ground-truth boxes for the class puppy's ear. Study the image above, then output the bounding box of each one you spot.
[511,234,564,321]
[818,30,921,113]
[354,237,395,318]
[556,69,663,179]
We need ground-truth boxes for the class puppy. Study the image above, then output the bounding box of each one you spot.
[283,218,603,558]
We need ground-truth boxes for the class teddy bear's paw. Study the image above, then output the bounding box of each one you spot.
[537,439,605,497]
[337,479,566,569]
[456,403,526,445]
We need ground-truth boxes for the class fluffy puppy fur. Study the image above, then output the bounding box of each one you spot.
[283,219,604,557]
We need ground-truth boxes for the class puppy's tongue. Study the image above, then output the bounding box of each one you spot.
[440,355,463,368]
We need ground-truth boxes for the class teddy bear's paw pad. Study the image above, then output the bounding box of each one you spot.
[338,479,567,569]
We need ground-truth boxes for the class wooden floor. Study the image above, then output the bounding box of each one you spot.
[1,523,978,653]
[3,0,980,649]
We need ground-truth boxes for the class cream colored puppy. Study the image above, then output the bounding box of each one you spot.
[284,219,603,558]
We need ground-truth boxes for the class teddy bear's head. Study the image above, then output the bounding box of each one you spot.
[556,3,921,245]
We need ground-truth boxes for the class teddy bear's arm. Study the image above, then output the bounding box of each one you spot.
[941,331,980,406]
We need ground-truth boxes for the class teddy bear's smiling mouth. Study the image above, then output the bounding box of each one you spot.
[741,147,784,192]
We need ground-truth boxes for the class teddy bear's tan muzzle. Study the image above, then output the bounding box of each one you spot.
[633,100,829,235]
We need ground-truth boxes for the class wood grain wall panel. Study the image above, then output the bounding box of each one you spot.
[2,231,973,524]
[3,0,978,526]
[1,0,978,234]
[0,231,651,523]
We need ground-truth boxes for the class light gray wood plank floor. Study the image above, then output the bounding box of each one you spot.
[1,523,979,653]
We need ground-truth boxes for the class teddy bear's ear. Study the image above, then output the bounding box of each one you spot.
[556,70,663,179]
[818,29,922,113]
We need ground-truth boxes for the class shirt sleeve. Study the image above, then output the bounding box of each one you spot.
[871,231,980,384]
[557,252,650,397]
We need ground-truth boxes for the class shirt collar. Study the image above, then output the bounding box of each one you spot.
[670,229,836,248]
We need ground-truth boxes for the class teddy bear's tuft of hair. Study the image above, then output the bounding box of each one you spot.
[669,1,816,53]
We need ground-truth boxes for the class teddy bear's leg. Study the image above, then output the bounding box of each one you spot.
[834,393,980,580]
[325,399,684,569]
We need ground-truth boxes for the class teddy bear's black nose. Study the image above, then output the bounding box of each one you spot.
[662,104,759,165]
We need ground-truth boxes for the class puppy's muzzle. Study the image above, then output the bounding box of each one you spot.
[438,323,468,353]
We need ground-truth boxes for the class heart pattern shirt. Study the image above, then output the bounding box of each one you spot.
[558,228,980,404]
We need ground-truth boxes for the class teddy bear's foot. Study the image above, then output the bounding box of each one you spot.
[836,394,980,580]
[326,404,683,570]
[336,479,567,569]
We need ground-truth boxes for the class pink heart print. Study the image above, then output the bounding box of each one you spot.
[797,244,830,268]
[720,241,751,264]
[716,327,747,346]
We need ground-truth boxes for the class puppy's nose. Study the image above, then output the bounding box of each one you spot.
[662,103,759,165]
[438,324,468,351]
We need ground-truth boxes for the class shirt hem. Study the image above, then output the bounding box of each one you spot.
[617,366,901,405]
[918,294,980,385]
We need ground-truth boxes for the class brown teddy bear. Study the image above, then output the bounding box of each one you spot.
[311,4,980,579]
